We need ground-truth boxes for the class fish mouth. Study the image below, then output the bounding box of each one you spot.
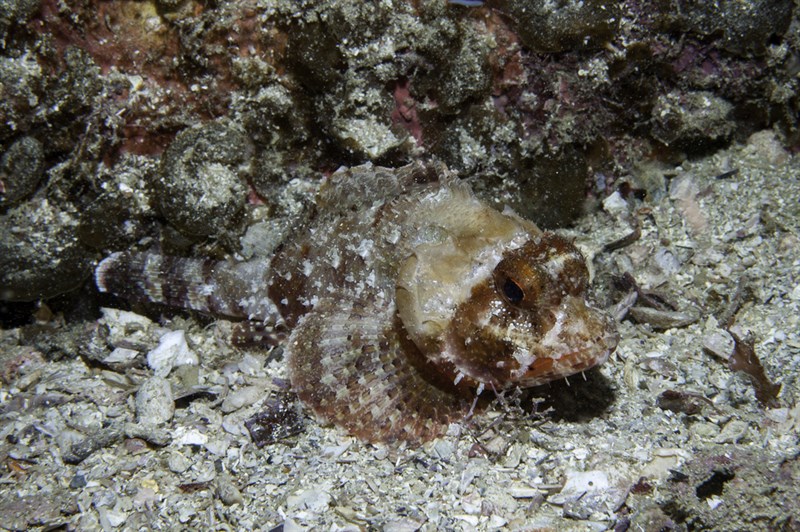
[514,297,619,387]
[514,345,615,386]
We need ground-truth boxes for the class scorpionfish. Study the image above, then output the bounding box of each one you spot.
[96,162,619,443]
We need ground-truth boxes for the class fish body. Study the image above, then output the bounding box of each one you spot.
[96,162,618,442]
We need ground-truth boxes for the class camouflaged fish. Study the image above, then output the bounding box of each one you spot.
[96,161,618,443]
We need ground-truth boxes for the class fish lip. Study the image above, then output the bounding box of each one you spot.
[510,302,619,386]
[517,345,613,385]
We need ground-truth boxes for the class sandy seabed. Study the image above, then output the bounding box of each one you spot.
[1,131,799,531]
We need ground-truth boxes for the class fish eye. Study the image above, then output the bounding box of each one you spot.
[501,277,524,304]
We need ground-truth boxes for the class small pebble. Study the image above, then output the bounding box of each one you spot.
[286,487,331,513]
[103,508,128,528]
[104,347,140,365]
[629,306,699,330]
[602,191,628,213]
[216,473,244,506]
[167,452,192,474]
[70,473,88,489]
[123,438,149,455]
[714,419,749,444]
[135,376,175,425]
[243,395,304,447]
[172,426,208,446]
[432,439,454,461]
[693,422,721,440]
[549,470,610,505]
[237,353,266,375]
[221,385,265,413]
[147,330,197,376]
[702,331,733,359]
[384,517,427,532]
[204,437,230,456]
[124,423,171,446]
[487,514,508,529]
[790,284,800,301]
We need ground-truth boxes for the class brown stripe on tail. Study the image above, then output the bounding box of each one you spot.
[95,252,280,322]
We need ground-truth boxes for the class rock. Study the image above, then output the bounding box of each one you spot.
[215,473,244,506]
[651,91,734,154]
[0,136,45,208]
[147,330,197,376]
[155,120,253,237]
[0,198,91,301]
[0,52,46,142]
[167,452,192,473]
[135,376,175,425]
[0,0,41,40]
[221,385,265,413]
[500,0,621,52]
[657,0,795,57]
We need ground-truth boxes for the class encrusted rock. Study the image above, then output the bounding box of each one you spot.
[0,198,91,301]
[499,0,621,52]
[154,120,253,237]
[0,136,44,209]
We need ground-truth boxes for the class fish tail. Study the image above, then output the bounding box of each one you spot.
[95,252,278,321]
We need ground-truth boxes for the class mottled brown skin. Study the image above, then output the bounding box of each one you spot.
[287,299,475,442]
[96,162,618,444]
[429,234,617,391]
[494,236,590,312]
[272,164,618,442]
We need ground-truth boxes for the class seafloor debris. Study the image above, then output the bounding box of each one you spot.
[627,306,699,330]
[612,272,699,330]
[243,394,305,447]
[727,330,781,408]
[603,219,642,252]
[656,389,714,416]
[659,447,800,530]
